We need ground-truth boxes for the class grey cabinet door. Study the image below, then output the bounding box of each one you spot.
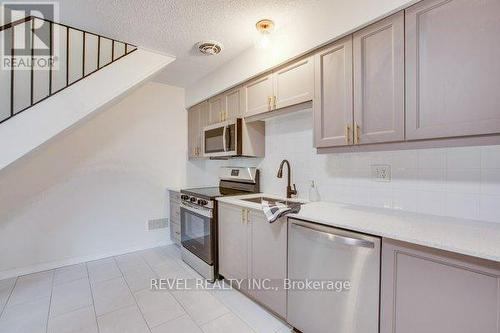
[405,0,500,140]
[314,36,354,147]
[244,74,274,116]
[208,94,224,125]
[225,87,245,121]
[187,105,200,158]
[198,100,209,130]
[274,56,314,110]
[354,11,405,144]
[381,239,500,333]
[218,204,249,291]
[248,210,287,318]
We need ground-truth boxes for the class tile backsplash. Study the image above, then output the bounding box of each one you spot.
[187,110,500,223]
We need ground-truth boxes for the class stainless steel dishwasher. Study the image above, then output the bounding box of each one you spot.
[287,218,381,333]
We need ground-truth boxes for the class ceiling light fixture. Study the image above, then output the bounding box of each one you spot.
[255,19,275,49]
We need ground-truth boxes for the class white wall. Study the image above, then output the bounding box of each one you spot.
[187,110,500,224]
[186,0,416,106]
[0,49,174,171]
[0,82,187,279]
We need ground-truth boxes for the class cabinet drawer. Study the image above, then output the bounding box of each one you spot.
[170,202,180,222]
[170,221,181,244]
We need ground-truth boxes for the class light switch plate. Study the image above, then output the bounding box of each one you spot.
[371,164,391,182]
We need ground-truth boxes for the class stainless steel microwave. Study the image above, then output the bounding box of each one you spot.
[202,118,265,158]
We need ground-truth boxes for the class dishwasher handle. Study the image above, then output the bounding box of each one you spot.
[291,221,375,249]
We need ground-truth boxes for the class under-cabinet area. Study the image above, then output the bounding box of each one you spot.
[380,239,500,333]
[187,0,500,159]
[218,202,287,319]
[215,197,500,333]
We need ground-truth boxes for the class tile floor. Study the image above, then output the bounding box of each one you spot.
[0,245,291,333]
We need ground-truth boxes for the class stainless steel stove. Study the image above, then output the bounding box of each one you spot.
[180,167,260,281]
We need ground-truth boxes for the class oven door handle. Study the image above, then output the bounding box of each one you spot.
[180,202,212,219]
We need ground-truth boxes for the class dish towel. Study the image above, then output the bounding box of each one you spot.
[262,200,301,223]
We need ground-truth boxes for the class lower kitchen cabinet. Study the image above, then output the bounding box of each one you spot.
[218,203,250,292]
[169,190,181,246]
[380,239,500,333]
[218,203,287,318]
[248,209,287,318]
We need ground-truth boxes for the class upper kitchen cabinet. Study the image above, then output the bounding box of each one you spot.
[188,100,208,159]
[208,94,225,125]
[353,11,405,144]
[199,100,210,129]
[187,104,201,158]
[244,57,314,117]
[243,73,274,116]
[273,56,314,110]
[313,36,354,148]
[405,0,500,140]
[224,86,246,121]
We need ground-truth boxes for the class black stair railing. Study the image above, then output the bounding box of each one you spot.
[0,16,137,124]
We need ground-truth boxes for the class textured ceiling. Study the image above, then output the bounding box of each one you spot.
[18,0,318,87]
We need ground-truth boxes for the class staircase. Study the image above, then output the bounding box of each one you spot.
[0,16,174,170]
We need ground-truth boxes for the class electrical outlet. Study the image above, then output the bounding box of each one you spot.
[371,164,391,182]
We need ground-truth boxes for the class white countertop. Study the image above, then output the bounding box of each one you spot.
[217,195,500,262]
[167,184,216,193]
[217,193,307,210]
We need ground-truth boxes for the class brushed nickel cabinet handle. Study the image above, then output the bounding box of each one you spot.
[273,96,277,110]
[268,97,272,111]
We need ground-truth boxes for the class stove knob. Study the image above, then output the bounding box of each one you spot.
[190,197,197,203]
[197,199,208,206]
[181,195,189,201]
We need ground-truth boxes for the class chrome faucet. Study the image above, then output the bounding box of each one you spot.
[277,159,297,198]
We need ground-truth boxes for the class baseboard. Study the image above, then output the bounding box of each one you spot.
[0,239,174,280]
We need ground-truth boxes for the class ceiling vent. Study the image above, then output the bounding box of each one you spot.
[196,40,223,56]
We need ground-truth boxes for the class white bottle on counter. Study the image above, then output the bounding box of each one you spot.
[308,180,320,202]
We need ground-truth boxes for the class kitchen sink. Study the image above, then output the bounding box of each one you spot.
[242,196,304,206]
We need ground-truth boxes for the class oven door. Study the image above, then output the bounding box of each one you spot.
[180,203,213,265]
[203,120,238,157]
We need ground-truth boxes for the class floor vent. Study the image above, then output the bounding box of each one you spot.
[148,218,168,230]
